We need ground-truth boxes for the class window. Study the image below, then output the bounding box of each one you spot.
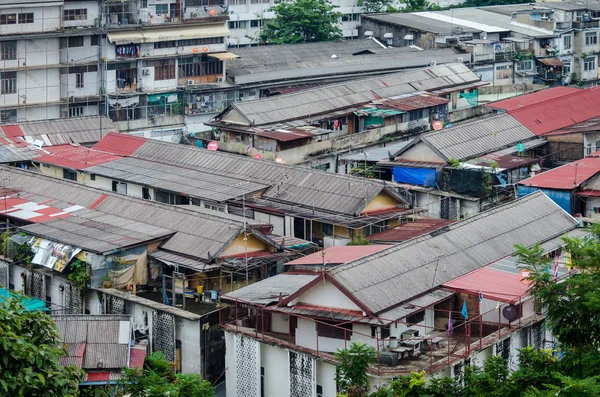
[178,56,223,77]
[153,59,176,80]
[154,40,177,49]
[408,109,423,121]
[1,72,16,94]
[341,14,351,22]
[18,13,33,23]
[69,65,97,74]
[322,223,333,236]
[317,321,352,340]
[317,385,323,397]
[69,105,84,117]
[517,59,533,71]
[1,41,16,61]
[563,34,571,50]
[76,73,84,88]
[90,174,96,181]
[0,109,17,123]
[155,4,169,14]
[67,36,84,47]
[584,57,596,71]
[407,310,425,324]
[91,35,99,46]
[142,186,150,199]
[63,9,87,21]
[250,19,263,28]
[229,21,237,29]
[179,37,224,46]
[205,202,225,212]
[380,325,391,340]
[563,61,571,75]
[112,181,127,194]
[586,32,597,46]
[0,14,16,25]
[63,169,77,181]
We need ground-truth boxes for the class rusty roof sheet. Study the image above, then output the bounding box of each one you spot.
[380,94,449,112]
[366,218,455,243]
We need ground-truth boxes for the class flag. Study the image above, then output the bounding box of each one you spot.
[448,315,453,335]
[461,300,468,320]
[478,291,483,304]
[554,254,560,282]
[495,301,500,311]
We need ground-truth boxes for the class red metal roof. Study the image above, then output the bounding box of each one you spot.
[92,132,147,156]
[129,346,147,369]
[518,155,600,189]
[366,219,455,243]
[537,57,564,67]
[0,197,77,223]
[287,245,392,266]
[442,266,529,303]
[577,190,600,197]
[494,87,600,136]
[253,128,315,142]
[488,87,579,112]
[380,94,449,112]
[474,153,538,170]
[548,115,600,135]
[34,145,122,169]
[0,125,24,139]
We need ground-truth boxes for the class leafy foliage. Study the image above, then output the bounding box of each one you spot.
[335,341,377,395]
[358,0,393,13]
[255,0,342,44]
[349,234,372,246]
[0,299,84,396]
[67,258,90,293]
[121,352,214,397]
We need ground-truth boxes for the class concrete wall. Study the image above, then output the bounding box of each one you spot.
[260,343,289,396]
[316,360,337,397]
[289,279,361,311]
[0,5,61,33]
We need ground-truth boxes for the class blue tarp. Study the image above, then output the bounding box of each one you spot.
[518,186,571,213]
[0,288,48,311]
[392,166,437,187]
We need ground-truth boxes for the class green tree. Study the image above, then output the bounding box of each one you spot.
[0,299,84,396]
[357,0,393,13]
[121,352,214,397]
[335,341,378,396]
[255,0,342,44]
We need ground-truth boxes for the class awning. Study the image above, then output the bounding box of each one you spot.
[107,24,230,45]
[108,96,139,107]
[404,34,414,40]
[537,57,563,67]
[209,52,239,61]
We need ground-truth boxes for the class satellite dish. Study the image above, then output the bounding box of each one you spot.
[253,153,261,160]
[207,141,219,151]
[432,120,443,131]
[502,305,518,321]
[452,26,464,35]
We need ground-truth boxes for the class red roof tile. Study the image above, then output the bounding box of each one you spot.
[287,245,392,266]
[92,132,147,156]
[366,219,455,242]
[487,87,579,112]
[33,145,122,170]
[518,156,600,189]
[493,87,600,136]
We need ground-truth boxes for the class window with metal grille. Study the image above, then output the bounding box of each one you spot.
[317,320,352,340]
[0,14,16,25]
[69,106,84,117]
[76,73,84,88]
[63,169,77,181]
[1,72,16,94]
[586,32,597,45]
[584,57,596,71]
[1,109,17,123]
[67,36,84,47]
[178,56,223,77]
[1,41,16,61]
[152,59,176,80]
[18,13,33,23]
[63,9,87,21]
[407,310,425,325]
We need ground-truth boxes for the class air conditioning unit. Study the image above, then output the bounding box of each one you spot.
[217,77,224,82]
[429,60,437,66]
[142,68,151,76]
[187,79,194,85]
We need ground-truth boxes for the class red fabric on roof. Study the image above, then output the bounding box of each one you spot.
[85,372,112,382]
[518,156,600,189]
[92,132,147,156]
[89,194,109,210]
[443,267,528,303]
[287,245,391,266]
[366,219,455,242]
[129,346,147,369]
[34,145,122,169]
[496,87,600,136]
[488,87,579,112]
[1,125,24,139]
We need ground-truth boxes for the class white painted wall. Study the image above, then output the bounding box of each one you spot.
[296,317,318,350]
[176,316,202,374]
[0,5,61,34]
[254,211,284,236]
[271,312,289,334]
[316,360,337,397]
[63,0,100,28]
[260,343,289,397]
[225,332,236,397]
[289,279,361,311]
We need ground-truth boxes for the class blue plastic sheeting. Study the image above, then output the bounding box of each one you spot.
[392,166,437,187]
[518,186,571,213]
[0,288,48,311]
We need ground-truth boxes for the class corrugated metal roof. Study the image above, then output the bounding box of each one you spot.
[107,24,230,44]
[379,93,449,112]
[339,140,413,162]
[487,87,578,112]
[34,145,123,170]
[363,13,481,35]
[20,210,174,254]
[223,273,319,305]
[94,134,405,216]
[518,155,600,189]
[378,288,454,322]
[506,86,600,136]
[537,57,564,67]
[1,116,116,146]
[149,250,219,272]
[366,218,455,243]
[329,191,578,314]
[92,133,147,156]
[287,245,392,266]
[224,63,479,126]
[416,113,536,161]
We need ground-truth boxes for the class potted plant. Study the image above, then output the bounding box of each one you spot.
[103,274,113,289]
